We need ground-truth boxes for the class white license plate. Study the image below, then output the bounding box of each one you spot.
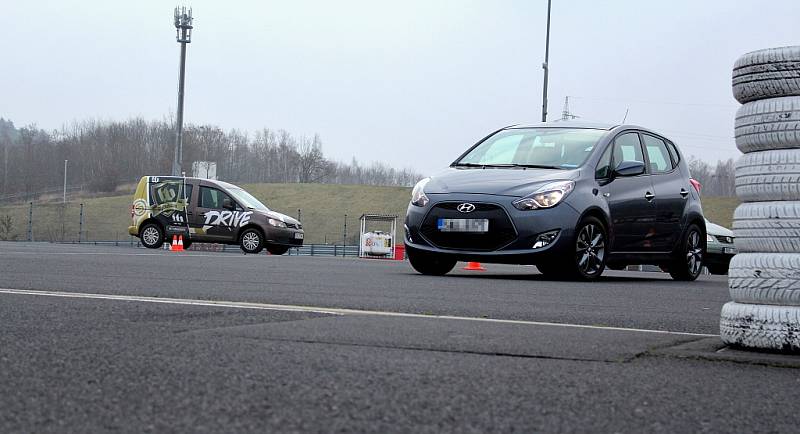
[437,218,489,233]
[723,247,737,254]
[294,232,304,240]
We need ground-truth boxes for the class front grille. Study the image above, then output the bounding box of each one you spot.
[287,223,302,230]
[714,235,734,244]
[419,202,517,251]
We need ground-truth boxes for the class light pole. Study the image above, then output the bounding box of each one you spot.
[172,6,194,177]
[541,0,552,123]
[63,159,68,203]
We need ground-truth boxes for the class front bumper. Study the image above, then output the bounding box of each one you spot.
[266,227,305,247]
[705,241,737,266]
[404,194,581,264]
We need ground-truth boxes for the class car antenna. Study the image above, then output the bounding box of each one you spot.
[621,108,630,123]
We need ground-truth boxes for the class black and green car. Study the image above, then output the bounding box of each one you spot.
[704,218,736,275]
[128,176,304,254]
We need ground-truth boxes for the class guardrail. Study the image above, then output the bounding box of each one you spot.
[49,240,366,257]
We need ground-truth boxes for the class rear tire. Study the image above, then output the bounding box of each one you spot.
[669,224,705,281]
[240,228,264,254]
[140,223,164,249]
[407,248,456,276]
[266,244,290,255]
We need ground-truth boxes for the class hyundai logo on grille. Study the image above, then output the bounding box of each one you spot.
[457,203,476,213]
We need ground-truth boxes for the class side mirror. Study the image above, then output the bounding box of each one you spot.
[222,198,235,210]
[614,160,645,177]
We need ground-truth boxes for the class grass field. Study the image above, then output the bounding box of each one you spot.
[0,184,740,244]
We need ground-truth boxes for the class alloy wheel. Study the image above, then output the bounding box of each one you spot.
[242,231,260,251]
[576,222,605,276]
[142,226,160,246]
[686,230,703,277]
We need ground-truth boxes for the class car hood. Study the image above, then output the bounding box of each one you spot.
[253,209,301,226]
[705,220,733,237]
[425,167,580,197]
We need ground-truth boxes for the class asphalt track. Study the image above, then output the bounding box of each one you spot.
[1,242,798,433]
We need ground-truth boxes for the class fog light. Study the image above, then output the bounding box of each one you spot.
[532,230,560,249]
[404,224,412,243]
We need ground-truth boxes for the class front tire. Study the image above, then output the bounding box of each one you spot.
[407,248,457,276]
[140,223,164,249]
[240,228,265,254]
[537,217,608,281]
[669,224,705,281]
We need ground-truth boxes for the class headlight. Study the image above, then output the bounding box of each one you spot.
[268,218,287,228]
[411,178,431,207]
[707,234,715,242]
[513,180,575,210]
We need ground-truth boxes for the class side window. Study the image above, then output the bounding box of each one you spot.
[642,135,674,174]
[666,141,681,166]
[612,133,645,169]
[199,187,234,209]
[150,180,187,206]
[595,145,613,179]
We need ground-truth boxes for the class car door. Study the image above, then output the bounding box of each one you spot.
[642,134,688,251]
[192,185,241,241]
[596,132,657,252]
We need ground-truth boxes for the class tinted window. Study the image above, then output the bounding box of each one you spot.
[612,133,644,169]
[595,145,613,179]
[666,141,681,165]
[642,135,674,174]
[199,187,234,209]
[456,128,606,169]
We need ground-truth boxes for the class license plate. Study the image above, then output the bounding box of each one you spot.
[437,218,489,233]
[723,247,737,254]
[294,232,304,240]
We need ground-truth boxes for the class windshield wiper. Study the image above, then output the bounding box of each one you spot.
[451,162,486,168]
[483,163,565,170]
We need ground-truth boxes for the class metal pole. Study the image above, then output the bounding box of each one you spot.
[78,203,84,243]
[541,0,552,123]
[27,202,33,241]
[172,7,193,176]
[343,214,347,257]
[172,41,187,176]
[63,159,68,203]
[298,208,301,222]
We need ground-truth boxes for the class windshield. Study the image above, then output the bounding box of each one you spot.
[454,128,606,169]
[228,187,269,211]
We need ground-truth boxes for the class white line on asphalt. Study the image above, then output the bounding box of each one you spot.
[0,288,719,338]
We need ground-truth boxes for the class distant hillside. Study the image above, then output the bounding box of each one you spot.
[0,184,740,244]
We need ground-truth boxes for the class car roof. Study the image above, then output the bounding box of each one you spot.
[508,121,618,130]
[146,176,240,190]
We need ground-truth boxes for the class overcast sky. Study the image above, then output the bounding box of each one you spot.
[2,0,799,175]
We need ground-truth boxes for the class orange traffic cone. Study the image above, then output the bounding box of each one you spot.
[170,235,178,252]
[176,235,185,252]
[463,262,486,271]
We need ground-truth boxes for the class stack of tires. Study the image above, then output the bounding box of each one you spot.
[721,46,800,351]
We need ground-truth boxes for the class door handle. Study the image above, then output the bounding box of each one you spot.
[680,189,689,198]
[645,192,655,202]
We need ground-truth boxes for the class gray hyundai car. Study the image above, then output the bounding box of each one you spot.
[404,122,706,281]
